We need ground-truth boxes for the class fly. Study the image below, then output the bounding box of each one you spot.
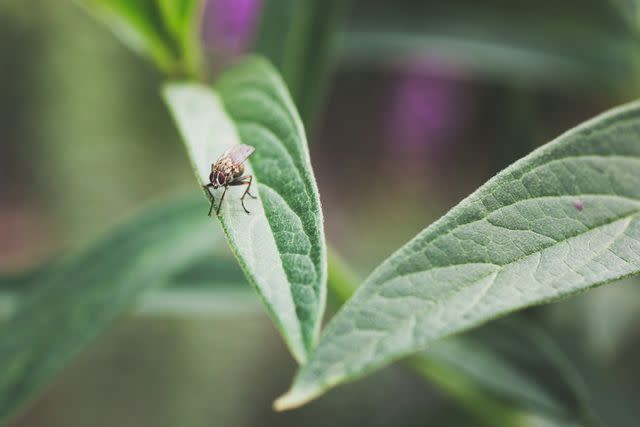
[203,144,257,216]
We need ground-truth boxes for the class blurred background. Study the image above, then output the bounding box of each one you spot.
[1,0,640,426]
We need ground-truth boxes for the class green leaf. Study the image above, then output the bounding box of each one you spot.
[80,0,202,76]
[163,56,327,362]
[0,224,255,324]
[0,194,218,423]
[276,100,640,409]
[0,293,17,324]
[326,249,590,423]
[157,0,193,38]
[607,0,640,31]
[156,0,201,74]
[0,285,259,323]
[132,284,260,317]
[254,0,351,124]
[414,319,592,423]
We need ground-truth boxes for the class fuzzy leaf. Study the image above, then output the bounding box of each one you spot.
[164,56,326,362]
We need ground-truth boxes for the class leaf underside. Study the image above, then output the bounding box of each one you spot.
[276,100,640,409]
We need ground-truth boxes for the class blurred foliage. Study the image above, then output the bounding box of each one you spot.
[9,2,193,246]
[279,99,640,410]
[415,320,594,424]
[165,58,328,360]
[81,0,203,76]
[327,250,595,426]
[0,196,220,422]
[2,0,640,426]
[254,0,352,127]
[342,0,640,93]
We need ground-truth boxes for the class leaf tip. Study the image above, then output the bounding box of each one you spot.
[272,386,318,412]
[161,82,182,102]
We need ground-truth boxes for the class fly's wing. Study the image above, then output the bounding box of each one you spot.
[218,144,255,163]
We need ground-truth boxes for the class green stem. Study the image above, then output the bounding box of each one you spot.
[579,407,604,427]
[326,247,359,306]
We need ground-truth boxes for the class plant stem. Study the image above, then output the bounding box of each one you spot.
[326,247,359,306]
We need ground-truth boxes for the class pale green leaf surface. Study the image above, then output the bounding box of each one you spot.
[0,195,217,423]
[276,101,640,409]
[326,250,589,422]
[164,57,326,361]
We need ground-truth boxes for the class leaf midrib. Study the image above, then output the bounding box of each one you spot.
[323,214,635,385]
[225,85,314,180]
[480,154,640,201]
[226,90,321,235]
[397,153,640,259]
[258,183,314,259]
[383,206,639,287]
[218,72,325,348]
[373,214,638,341]
[232,118,322,284]
[239,120,313,204]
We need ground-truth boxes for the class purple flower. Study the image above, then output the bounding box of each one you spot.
[385,60,470,160]
[202,0,262,55]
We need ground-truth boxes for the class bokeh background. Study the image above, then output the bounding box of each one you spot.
[1,0,640,426]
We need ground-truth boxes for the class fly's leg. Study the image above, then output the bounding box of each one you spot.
[241,175,256,200]
[203,184,215,216]
[216,186,228,215]
[230,175,255,214]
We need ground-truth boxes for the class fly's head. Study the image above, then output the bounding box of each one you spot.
[209,169,228,189]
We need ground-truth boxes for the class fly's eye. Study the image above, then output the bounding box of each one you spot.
[209,172,216,184]
[217,172,226,185]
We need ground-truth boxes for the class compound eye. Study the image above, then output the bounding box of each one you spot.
[209,172,216,184]
[217,172,226,185]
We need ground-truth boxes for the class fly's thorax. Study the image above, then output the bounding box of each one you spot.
[234,163,245,178]
[211,158,244,186]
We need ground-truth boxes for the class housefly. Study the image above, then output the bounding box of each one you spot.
[203,144,257,216]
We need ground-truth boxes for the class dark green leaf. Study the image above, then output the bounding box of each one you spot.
[341,0,639,89]
[254,0,351,124]
[415,319,591,423]
[164,56,327,362]
[276,100,640,409]
[0,194,217,422]
[80,0,202,76]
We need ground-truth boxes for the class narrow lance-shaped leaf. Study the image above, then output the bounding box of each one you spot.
[156,0,202,74]
[254,0,352,124]
[326,249,591,423]
[340,0,638,90]
[276,101,640,409]
[414,318,592,423]
[0,195,218,423]
[164,56,326,362]
[80,0,202,76]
